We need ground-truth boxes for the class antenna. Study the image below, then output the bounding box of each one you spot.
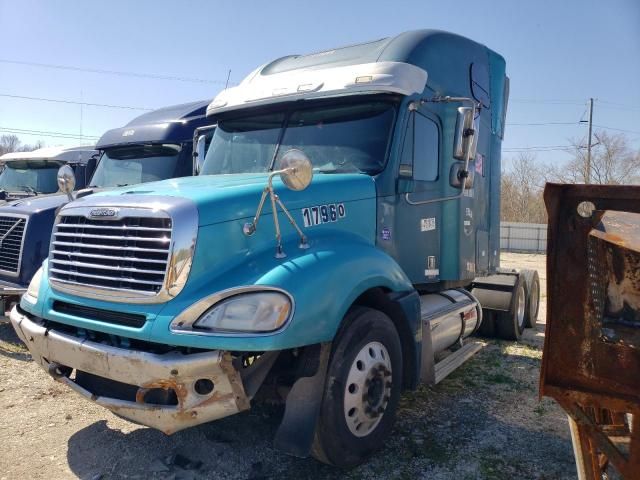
[224,70,231,90]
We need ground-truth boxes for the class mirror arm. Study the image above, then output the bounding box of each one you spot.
[274,193,309,250]
[243,167,309,258]
[243,187,269,236]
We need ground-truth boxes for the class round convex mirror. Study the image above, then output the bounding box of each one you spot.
[57,165,76,194]
[279,149,313,191]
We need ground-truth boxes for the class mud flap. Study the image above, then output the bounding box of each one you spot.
[273,342,331,457]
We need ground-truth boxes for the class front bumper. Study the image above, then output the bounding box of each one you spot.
[0,280,26,321]
[10,306,250,434]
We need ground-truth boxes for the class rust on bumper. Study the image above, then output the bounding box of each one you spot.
[541,184,640,479]
[10,306,250,434]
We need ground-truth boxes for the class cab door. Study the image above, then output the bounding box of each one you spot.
[392,108,442,286]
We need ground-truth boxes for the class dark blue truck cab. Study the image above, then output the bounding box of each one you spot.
[0,100,213,318]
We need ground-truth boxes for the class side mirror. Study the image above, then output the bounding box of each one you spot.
[194,135,207,174]
[449,161,475,189]
[453,107,479,161]
[57,165,76,201]
[279,149,313,191]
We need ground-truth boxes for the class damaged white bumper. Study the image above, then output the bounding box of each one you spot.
[10,306,250,434]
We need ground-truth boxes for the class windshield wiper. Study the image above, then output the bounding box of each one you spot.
[116,183,131,187]
[18,185,39,194]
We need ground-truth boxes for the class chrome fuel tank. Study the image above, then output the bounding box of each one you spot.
[420,289,482,354]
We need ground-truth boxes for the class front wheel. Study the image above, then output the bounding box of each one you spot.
[311,307,402,468]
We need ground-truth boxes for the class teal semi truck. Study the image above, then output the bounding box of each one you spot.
[11,30,540,467]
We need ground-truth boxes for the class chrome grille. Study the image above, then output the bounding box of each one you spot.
[50,214,172,295]
[0,214,28,275]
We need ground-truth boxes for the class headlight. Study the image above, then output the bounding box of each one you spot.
[193,291,292,333]
[24,266,44,304]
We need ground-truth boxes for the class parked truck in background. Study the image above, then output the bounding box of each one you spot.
[0,100,212,319]
[11,30,540,467]
[0,146,96,202]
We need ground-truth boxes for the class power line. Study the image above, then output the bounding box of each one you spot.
[0,93,152,111]
[595,99,640,112]
[503,144,575,152]
[592,124,640,135]
[0,59,230,85]
[0,126,99,141]
[509,98,586,105]
[507,121,580,126]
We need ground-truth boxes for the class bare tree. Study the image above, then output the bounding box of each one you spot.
[547,130,640,185]
[501,151,547,223]
[0,134,21,156]
[0,135,46,156]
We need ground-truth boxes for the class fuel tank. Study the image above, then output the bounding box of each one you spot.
[420,289,482,354]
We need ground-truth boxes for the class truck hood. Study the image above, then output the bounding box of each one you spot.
[86,173,376,226]
[0,192,68,215]
[0,187,105,216]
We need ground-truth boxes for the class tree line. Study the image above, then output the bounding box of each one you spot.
[0,134,45,156]
[501,130,640,224]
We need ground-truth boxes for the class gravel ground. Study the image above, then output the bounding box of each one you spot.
[0,253,577,479]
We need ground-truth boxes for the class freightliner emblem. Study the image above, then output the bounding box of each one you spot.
[89,208,118,218]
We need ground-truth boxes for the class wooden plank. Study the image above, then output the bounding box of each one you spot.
[434,341,484,384]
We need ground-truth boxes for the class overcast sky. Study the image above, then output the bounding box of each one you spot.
[1,0,639,167]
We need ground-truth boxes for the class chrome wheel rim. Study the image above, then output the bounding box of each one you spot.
[516,285,526,329]
[343,341,392,437]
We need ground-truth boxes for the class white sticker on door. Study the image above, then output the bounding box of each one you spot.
[421,218,436,232]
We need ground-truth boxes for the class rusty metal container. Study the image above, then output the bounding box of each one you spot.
[541,183,640,479]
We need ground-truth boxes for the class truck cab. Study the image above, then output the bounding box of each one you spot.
[11,30,538,467]
[0,100,213,319]
[0,146,97,202]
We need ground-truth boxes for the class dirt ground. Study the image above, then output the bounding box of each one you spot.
[0,253,578,480]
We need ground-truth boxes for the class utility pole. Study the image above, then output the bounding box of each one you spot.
[586,97,593,184]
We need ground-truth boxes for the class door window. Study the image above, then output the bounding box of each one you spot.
[412,113,439,182]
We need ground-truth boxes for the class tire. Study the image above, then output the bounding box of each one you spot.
[521,270,540,328]
[495,275,526,341]
[311,307,402,468]
[476,310,496,338]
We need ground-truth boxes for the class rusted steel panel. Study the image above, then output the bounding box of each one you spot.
[541,183,640,479]
[541,184,640,401]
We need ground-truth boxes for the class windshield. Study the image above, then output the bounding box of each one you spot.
[201,101,396,176]
[90,144,183,188]
[0,160,62,194]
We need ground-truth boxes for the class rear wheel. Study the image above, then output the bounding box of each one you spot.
[495,275,526,341]
[311,307,402,468]
[476,310,496,337]
[521,270,540,328]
